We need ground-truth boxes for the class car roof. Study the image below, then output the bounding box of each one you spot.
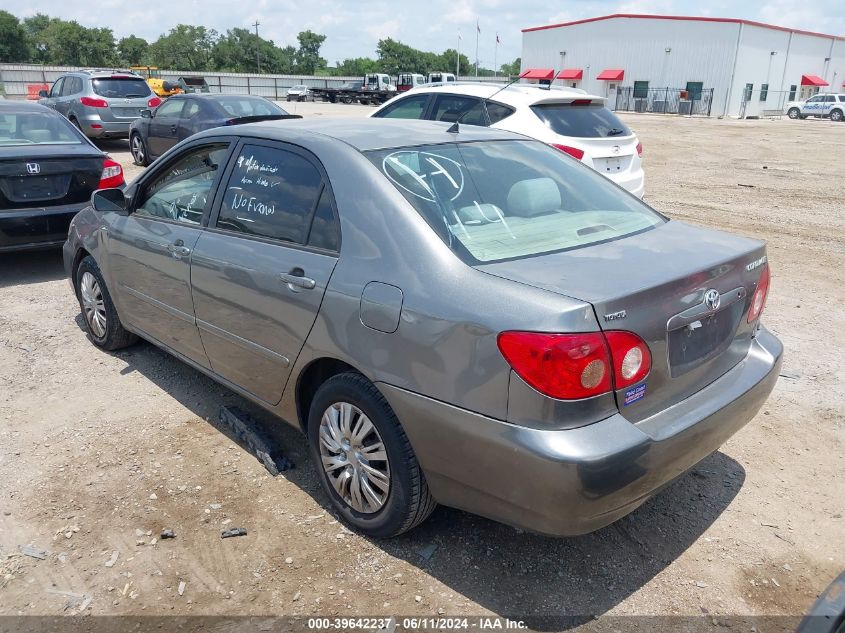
[0,100,58,113]
[213,117,528,151]
[403,82,604,106]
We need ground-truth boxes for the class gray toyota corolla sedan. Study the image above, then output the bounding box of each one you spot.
[63,119,782,538]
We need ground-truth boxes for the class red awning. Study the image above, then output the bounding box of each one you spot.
[596,69,624,81]
[520,68,555,80]
[557,68,583,80]
[801,74,828,87]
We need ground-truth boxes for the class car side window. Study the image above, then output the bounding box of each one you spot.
[155,99,183,118]
[432,95,487,126]
[486,102,514,125]
[824,95,835,103]
[49,78,64,98]
[307,187,340,251]
[183,101,201,118]
[135,144,229,224]
[217,144,323,244]
[375,95,429,119]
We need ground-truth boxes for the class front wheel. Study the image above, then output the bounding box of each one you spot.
[75,256,137,351]
[307,373,435,538]
[130,133,148,166]
[787,108,800,119]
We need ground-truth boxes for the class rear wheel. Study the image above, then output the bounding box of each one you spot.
[831,109,844,122]
[75,256,137,351]
[130,133,148,166]
[307,373,435,537]
[787,108,800,119]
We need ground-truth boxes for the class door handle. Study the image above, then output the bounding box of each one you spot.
[280,269,316,291]
[167,240,191,258]
[170,125,178,134]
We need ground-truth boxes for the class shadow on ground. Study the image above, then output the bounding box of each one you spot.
[77,323,746,629]
[0,249,66,289]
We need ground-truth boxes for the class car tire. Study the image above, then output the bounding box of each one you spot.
[787,108,800,119]
[307,372,436,538]
[75,256,138,351]
[130,133,149,166]
[831,109,844,122]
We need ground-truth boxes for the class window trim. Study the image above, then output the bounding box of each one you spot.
[205,137,342,255]
[128,137,237,228]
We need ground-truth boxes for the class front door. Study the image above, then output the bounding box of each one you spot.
[190,141,340,404]
[147,98,184,157]
[107,142,233,367]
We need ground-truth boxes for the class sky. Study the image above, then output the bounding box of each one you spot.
[3,0,844,70]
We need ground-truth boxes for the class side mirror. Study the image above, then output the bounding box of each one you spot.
[92,188,128,215]
[38,90,49,98]
[140,109,152,118]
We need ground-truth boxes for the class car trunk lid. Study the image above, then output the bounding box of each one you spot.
[91,76,154,122]
[0,146,104,209]
[478,221,768,422]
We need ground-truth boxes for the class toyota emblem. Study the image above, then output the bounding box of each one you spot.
[26,163,40,175]
[703,289,721,311]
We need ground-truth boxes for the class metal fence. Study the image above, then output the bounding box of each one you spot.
[614,87,715,116]
[0,63,508,100]
[736,88,794,119]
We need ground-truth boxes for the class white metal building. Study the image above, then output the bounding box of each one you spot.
[521,14,845,117]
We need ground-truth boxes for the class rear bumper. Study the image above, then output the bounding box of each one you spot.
[78,114,132,139]
[379,327,782,536]
[0,203,86,252]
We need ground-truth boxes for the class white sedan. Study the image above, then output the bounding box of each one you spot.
[369,82,645,198]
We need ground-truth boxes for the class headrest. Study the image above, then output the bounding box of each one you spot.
[507,178,562,217]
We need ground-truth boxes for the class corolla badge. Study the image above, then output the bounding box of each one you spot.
[704,289,721,311]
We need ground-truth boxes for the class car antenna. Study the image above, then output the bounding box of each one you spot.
[447,69,550,134]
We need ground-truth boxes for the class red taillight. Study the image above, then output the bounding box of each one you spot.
[148,97,162,108]
[497,330,652,400]
[604,331,651,389]
[98,158,124,190]
[747,264,770,322]
[80,96,108,108]
[551,144,585,160]
[636,141,643,157]
[570,99,592,106]
[497,332,611,400]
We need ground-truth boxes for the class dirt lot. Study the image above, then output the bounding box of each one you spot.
[1,106,843,628]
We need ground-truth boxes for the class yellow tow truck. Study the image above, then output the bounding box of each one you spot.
[130,66,183,98]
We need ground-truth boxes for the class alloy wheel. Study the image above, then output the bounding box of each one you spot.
[131,135,145,163]
[80,271,107,338]
[319,402,391,514]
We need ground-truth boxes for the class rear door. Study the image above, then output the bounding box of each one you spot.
[147,98,184,157]
[106,141,234,367]
[190,140,340,404]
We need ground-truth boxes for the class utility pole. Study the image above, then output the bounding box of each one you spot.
[253,20,261,73]
[475,19,480,78]
[457,30,461,77]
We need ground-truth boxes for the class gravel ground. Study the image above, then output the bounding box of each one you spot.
[0,105,843,626]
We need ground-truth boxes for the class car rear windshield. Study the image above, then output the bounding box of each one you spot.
[531,103,631,138]
[213,97,286,117]
[366,140,663,263]
[0,111,82,146]
[91,77,152,99]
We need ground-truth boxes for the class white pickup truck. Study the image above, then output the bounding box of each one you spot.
[786,93,845,121]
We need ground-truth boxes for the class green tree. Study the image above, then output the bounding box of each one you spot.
[332,57,379,76]
[294,30,326,74]
[212,28,294,73]
[37,20,116,66]
[499,57,521,77]
[22,14,54,63]
[0,11,30,62]
[376,38,423,75]
[150,25,218,70]
[435,48,470,76]
[118,35,149,66]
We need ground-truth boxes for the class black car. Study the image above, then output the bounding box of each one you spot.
[0,101,124,252]
[129,94,297,166]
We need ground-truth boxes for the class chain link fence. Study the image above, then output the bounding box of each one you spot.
[614,87,715,116]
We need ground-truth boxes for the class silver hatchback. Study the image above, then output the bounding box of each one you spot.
[39,69,160,139]
[64,119,782,538]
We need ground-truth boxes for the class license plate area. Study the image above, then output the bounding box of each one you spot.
[667,300,743,377]
[1,175,71,203]
[111,107,142,117]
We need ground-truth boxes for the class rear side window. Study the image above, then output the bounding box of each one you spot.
[531,103,631,138]
[839,96,845,102]
[217,144,323,244]
[375,95,428,119]
[433,95,487,125]
[213,97,285,118]
[91,78,151,98]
